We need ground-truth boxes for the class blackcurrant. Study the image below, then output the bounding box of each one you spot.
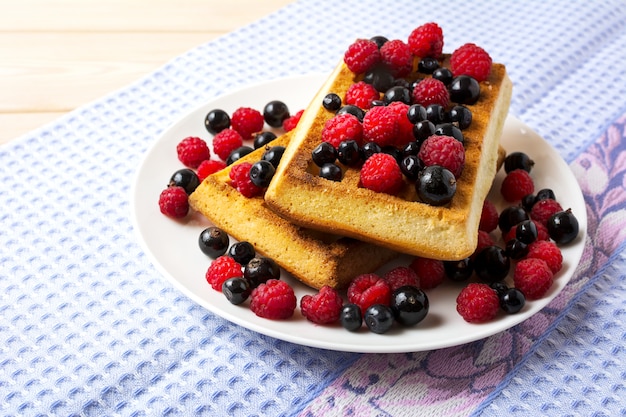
[249,160,275,187]
[263,100,290,128]
[449,75,481,104]
[416,165,457,206]
[413,120,436,142]
[253,131,277,149]
[198,227,230,258]
[363,65,395,93]
[435,123,464,144]
[547,209,579,244]
[319,163,343,181]
[244,257,280,288]
[390,286,429,326]
[311,142,337,167]
[515,219,538,244]
[505,238,529,260]
[444,257,474,281]
[205,109,230,134]
[261,145,286,168]
[322,93,342,111]
[226,146,254,165]
[227,241,256,265]
[364,304,394,334]
[432,67,453,85]
[407,104,428,124]
[222,277,251,305]
[504,152,534,174]
[425,104,446,124]
[336,105,365,122]
[499,288,525,314]
[383,86,411,105]
[418,57,439,74]
[448,105,472,129]
[360,142,382,160]
[340,303,363,332]
[400,155,424,181]
[474,245,510,284]
[498,206,530,233]
[169,168,200,194]
[337,140,361,166]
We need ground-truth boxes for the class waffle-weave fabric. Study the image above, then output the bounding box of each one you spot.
[1,1,626,416]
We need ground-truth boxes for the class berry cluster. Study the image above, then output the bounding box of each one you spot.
[312,23,489,206]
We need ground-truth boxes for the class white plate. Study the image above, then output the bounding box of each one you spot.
[130,74,586,353]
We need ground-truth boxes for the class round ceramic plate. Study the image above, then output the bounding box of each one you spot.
[130,74,586,353]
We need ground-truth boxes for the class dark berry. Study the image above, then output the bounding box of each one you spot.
[370,99,385,107]
[369,35,389,49]
[364,304,394,334]
[227,241,256,265]
[337,105,365,122]
[418,57,440,74]
[522,193,537,211]
[416,165,457,206]
[400,155,424,181]
[547,209,579,244]
[312,142,337,166]
[407,104,427,123]
[253,131,277,149]
[248,160,275,187]
[402,141,421,156]
[363,65,395,93]
[383,86,411,105]
[205,109,230,134]
[449,75,481,104]
[169,168,200,195]
[382,146,403,165]
[498,206,530,233]
[435,123,464,144]
[474,245,510,284]
[536,188,556,202]
[244,257,281,288]
[425,104,446,124]
[413,120,436,142]
[226,146,254,165]
[448,105,472,129]
[340,303,363,332]
[263,100,290,128]
[337,140,361,166]
[222,277,252,305]
[516,219,538,244]
[319,163,343,181]
[323,93,342,111]
[490,281,509,296]
[360,142,382,160]
[499,288,525,314]
[432,67,453,85]
[261,145,286,168]
[444,257,474,281]
[390,286,429,326]
[505,238,529,259]
[504,152,535,174]
[199,227,230,258]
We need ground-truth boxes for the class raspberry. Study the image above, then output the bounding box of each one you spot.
[534,219,550,241]
[456,283,500,323]
[450,43,492,82]
[344,39,381,74]
[513,258,553,300]
[500,169,534,202]
[380,39,413,77]
[526,240,563,274]
[196,159,227,181]
[344,81,380,109]
[176,136,210,169]
[321,113,364,147]
[360,153,404,195]
[408,257,445,289]
[479,199,499,232]
[205,256,243,291]
[250,279,297,320]
[412,78,449,108]
[283,109,304,132]
[418,135,465,177]
[387,101,414,147]
[231,107,264,140]
[362,105,399,147]
[213,128,243,161]
[158,186,189,218]
[347,273,392,314]
[530,198,563,226]
[300,285,344,324]
[407,22,444,58]
[383,266,420,292]
[229,162,263,198]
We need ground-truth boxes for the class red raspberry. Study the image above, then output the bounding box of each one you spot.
[213,128,243,161]
[408,22,444,58]
[387,101,414,147]
[473,230,496,259]
[530,198,563,226]
[362,105,399,147]
[196,159,227,181]
[418,135,465,177]
[479,199,499,232]
[514,258,553,300]
[321,113,364,147]
[534,219,550,241]
[250,279,297,320]
[450,43,492,82]
[383,266,420,292]
[300,286,344,324]
[360,153,404,195]
[231,107,264,140]
[412,78,450,108]
[158,186,189,218]
[176,136,210,168]
[344,39,381,74]
[205,256,243,291]
[408,257,445,290]
[380,39,413,77]
[347,273,392,314]
[229,162,263,198]
[283,109,304,132]
[345,81,380,109]
[456,283,500,323]
[526,240,563,274]
[500,169,534,202]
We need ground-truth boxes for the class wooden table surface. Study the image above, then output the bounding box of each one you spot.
[0,0,293,145]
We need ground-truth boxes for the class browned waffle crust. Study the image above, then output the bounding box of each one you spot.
[188,132,399,289]
[265,57,513,260]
